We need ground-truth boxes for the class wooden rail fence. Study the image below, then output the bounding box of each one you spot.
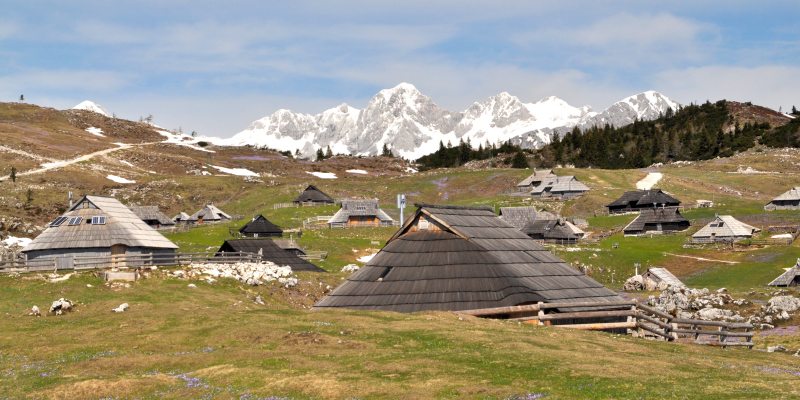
[0,252,276,273]
[456,300,753,349]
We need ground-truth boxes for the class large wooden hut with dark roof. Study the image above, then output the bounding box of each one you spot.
[623,207,690,235]
[606,189,681,214]
[768,259,800,287]
[328,199,394,228]
[314,204,621,314]
[129,206,175,229]
[522,218,584,244]
[530,176,589,199]
[517,170,556,192]
[22,195,178,267]
[765,187,800,210]
[238,215,283,238]
[216,239,325,272]
[293,185,335,206]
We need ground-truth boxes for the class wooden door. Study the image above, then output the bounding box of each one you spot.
[111,244,126,267]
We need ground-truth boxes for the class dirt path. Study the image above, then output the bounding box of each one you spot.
[636,172,663,190]
[663,252,740,264]
[0,142,159,180]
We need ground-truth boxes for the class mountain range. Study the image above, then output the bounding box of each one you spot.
[75,84,680,160]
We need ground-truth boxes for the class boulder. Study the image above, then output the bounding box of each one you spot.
[766,296,800,314]
[28,305,40,317]
[49,298,74,315]
[697,308,734,321]
[112,303,129,313]
[187,283,197,288]
[342,264,360,273]
[623,275,644,291]
[767,344,788,353]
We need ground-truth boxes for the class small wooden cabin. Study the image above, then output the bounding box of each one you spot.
[172,212,195,225]
[641,267,684,288]
[768,259,800,287]
[530,176,589,199]
[129,206,175,229]
[314,203,622,315]
[691,215,760,243]
[623,207,690,235]
[606,189,681,214]
[522,218,584,244]
[216,239,326,272]
[293,185,335,206]
[328,199,394,228]
[765,187,800,211]
[190,204,231,224]
[238,215,283,238]
[516,170,555,192]
[22,195,178,267]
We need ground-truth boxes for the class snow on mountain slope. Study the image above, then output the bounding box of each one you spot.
[72,101,112,117]
[222,84,680,159]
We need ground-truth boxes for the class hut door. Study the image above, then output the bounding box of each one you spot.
[111,244,127,267]
[656,223,662,232]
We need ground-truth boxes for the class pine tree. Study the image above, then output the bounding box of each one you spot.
[10,166,16,183]
[325,145,333,158]
[511,151,528,169]
[793,106,799,116]
[382,143,392,157]
[316,148,325,160]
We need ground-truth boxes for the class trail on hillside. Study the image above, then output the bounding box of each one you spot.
[636,172,663,190]
[663,252,739,264]
[0,142,160,181]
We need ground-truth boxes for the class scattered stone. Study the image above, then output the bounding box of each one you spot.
[187,284,197,288]
[254,295,265,306]
[341,264,360,273]
[188,262,297,288]
[28,305,40,317]
[767,344,788,353]
[112,303,129,313]
[766,296,800,314]
[49,298,74,315]
[87,284,93,288]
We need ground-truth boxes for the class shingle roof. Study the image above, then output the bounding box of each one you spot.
[498,206,540,230]
[692,215,760,239]
[293,185,335,204]
[191,204,231,221]
[314,203,621,313]
[770,187,800,202]
[531,175,590,194]
[606,189,681,208]
[172,212,194,223]
[623,207,689,233]
[328,199,394,225]
[129,206,175,226]
[239,215,283,236]
[768,259,800,286]
[521,219,583,240]
[645,267,684,287]
[23,195,178,252]
[517,170,555,187]
[217,239,326,272]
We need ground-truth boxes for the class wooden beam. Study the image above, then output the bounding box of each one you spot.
[552,321,637,330]
[537,300,637,310]
[455,304,541,317]
[671,319,752,329]
[636,322,672,340]
[636,304,673,320]
[515,310,635,322]
[671,328,753,338]
[636,312,672,330]
[674,339,754,347]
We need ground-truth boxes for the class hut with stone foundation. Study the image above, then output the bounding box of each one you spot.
[768,259,800,287]
[328,199,394,228]
[216,239,326,272]
[129,206,175,229]
[623,207,690,235]
[22,195,178,267]
[293,185,335,206]
[238,215,283,238]
[606,189,681,214]
[314,203,622,316]
[765,187,800,211]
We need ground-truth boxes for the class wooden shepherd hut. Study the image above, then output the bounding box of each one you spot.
[623,207,690,235]
[606,189,681,214]
[522,218,584,244]
[498,206,541,230]
[765,187,800,210]
[172,212,195,225]
[314,204,622,315]
[768,258,800,287]
[516,170,555,192]
[22,195,178,267]
[191,204,231,224]
[641,268,684,288]
[293,185,335,206]
[216,239,326,272]
[691,215,760,243]
[129,206,175,229]
[328,199,394,228]
[238,215,283,238]
[530,176,590,199]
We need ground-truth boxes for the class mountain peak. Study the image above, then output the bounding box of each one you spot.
[72,101,111,118]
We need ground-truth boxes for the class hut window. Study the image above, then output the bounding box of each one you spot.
[419,219,429,230]
[92,216,106,225]
[67,217,83,226]
[50,216,68,227]
[377,267,393,281]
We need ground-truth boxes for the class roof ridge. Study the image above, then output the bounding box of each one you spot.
[414,203,494,212]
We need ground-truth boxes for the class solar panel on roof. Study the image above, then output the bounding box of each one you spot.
[68,217,83,226]
[92,216,106,225]
[50,216,68,227]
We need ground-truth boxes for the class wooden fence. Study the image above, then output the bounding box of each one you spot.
[455,300,753,348]
[0,252,274,273]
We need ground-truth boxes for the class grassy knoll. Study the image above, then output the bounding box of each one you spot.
[1,271,799,399]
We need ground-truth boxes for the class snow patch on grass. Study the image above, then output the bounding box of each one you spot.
[85,127,105,137]
[346,169,368,175]
[212,166,259,177]
[357,254,375,263]
[107,175,135,184]
[2,236,32,247]
[306,171,337,179]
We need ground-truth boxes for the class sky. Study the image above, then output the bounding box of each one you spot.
[1,1,799,137]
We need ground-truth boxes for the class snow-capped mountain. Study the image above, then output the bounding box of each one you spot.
[71,100,112,118]
[217,84,680,159]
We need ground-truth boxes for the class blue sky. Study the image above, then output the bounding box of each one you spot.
[1,1,798,137]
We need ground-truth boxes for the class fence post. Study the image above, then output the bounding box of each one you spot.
[718,326,727,348]
[537,302,546,326]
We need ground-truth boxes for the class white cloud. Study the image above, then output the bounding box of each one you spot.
[656,65,800,111]
[0,70,133,94]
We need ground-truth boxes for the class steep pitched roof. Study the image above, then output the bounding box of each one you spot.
[517,170,555,187]
[768,259,800,286]
[607,189,681,208]
[531,175,590,195]
[23,195,178,252]
[129,206,175,226]
[692,215,760,239]
[217,239,326,272]
[239,215,283,236]
[191,204,231,221]
[623,207,689,233]
[328,199,394,225]
[521,219,583,240]
[172,212,194,222]
[770,187,800,202]
[314,203,621,313]
[645,267,684,287]
[498,206,540,230]
[293,185,335,203]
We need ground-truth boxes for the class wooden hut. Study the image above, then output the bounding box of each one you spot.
[293,185,335,206]
[768,258,800,287]
[172,212,195,225]
[238,215,282,238]
[273,238,306,256]
[22,195,178,267]
[328,199,394,228]
[314,203,622,314]
[691,215,760,243]
[190,204,231,224]
[129,206,175,229]
[606,189,681,214]
[516,170,555,192]
[765,187,800,210]
[216,239,326,272]
[530,176,589,199]
[623,207,690,235]
[498,206,541,230]
[641,268,684,288]
[521,218,584,244]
